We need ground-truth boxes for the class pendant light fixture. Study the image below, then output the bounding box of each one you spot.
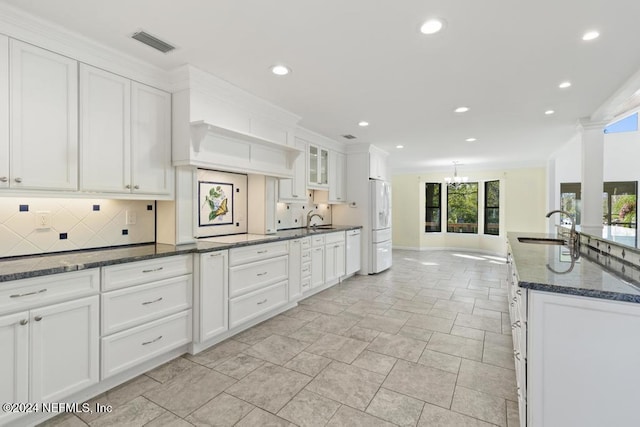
[444,161,468,187]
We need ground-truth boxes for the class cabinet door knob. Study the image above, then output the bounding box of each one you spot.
[19,319,28,326]
[0,176,7,182]
[125,184,131,189]
[14,177,22,183]
[134,185,139,190]
[34,316,43,322]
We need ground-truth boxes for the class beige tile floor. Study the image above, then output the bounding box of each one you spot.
[41,249,519,427]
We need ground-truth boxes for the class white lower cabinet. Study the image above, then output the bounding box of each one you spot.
[227,241,289,329]
[195,251,228,343]
[324,232,346,286]
[288,238,303,302]
[101,310,191,379]
[0,271,100,426]
[100,256,192,379]
[310,244,325,289]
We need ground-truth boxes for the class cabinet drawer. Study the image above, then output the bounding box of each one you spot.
[301,262,311,278]
[325,231,345,244]
[311,235,325,247]
[0,269,99,314]
[301,249,311,262]
[102,255,192,291]
[301,238,311,250]
[229,281,287,328]
[229,255,288,298]
[101,274,192,335]
[229,241,289,266]
[301,277,311,292]
[101,310,192,379]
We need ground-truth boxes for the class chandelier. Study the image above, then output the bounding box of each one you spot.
[444,161,468,186]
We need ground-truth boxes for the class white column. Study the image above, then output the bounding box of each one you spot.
[578,119,607,235]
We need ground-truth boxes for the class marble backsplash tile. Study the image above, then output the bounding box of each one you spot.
[276,191,332,230]
[0,198,155,258]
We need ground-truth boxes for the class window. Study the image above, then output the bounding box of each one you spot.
[560,182,581,225]
[484,180,500,235]
[604,113,638,134]
[447,182,478,233]
[425,183,441,232]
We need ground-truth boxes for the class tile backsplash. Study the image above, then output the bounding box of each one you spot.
[276,191,332,229]
[0,198,155,258]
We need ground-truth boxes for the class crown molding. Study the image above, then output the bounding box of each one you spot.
[0,2,171,90]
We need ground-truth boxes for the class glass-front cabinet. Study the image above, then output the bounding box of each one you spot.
[308,144,328,188]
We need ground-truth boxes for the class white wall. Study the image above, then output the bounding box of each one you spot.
[392,167,547,256]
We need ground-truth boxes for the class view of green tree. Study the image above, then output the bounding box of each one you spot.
[447,183,478,233]
[612,194,636,224]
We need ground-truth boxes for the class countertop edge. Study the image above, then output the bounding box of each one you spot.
[0,226,362,283]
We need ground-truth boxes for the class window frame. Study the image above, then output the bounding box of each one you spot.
[484,180,500,236]
[425,182,442,232]
[446,182,479,234]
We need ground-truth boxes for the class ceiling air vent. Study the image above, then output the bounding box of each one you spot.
[131,31,176,54]
[342,134,357,140]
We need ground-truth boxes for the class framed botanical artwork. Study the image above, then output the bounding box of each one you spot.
[199,181,234,226]
[196,169,247,237]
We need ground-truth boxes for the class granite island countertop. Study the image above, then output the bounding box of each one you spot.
[0,225,362,283]
[508,232,640,303]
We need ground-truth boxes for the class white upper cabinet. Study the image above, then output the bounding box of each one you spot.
[80,64,131,193]
[308,144,329,188]
[279,139,307,202]
[369,147,389,181]
[0,35,8,188]
[80,64,172,197]
[328,151,346,203]
[9,40,78,190]
[131,82,172,196]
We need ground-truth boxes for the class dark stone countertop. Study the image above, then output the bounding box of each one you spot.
[0,226,362,283]
[508,232,640,303]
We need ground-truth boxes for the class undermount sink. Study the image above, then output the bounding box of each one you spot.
[517,237,565,245]
[309,226,336,231]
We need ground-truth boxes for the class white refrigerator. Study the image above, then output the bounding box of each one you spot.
[370,179,392,273]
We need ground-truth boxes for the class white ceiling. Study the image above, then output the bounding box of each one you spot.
[3,0,640,173]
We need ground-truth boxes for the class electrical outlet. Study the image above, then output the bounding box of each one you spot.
[35,211,51,230]
[125,210,137,225]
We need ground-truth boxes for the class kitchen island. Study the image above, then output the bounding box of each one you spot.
[507,232,640,427]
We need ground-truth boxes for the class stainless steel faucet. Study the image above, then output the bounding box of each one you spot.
[546,209,579,257]
[306,210,324,229]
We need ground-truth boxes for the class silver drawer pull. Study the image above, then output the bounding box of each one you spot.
[142,335,163,345]
[516,289,522,295]
[514,350,521,361]
[142,297,163,305]
[19,319,28,326]
[10,288,47,298]
[34,316,43,322]
[257,272,268,277]
[210,252,222,257]
[257,299,268,305]
[257,250,268,254]
[142,267,164,273]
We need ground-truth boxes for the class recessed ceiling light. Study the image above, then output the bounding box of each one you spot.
[559,81,572,89]
[271,65,290,76]
[396,145,404,149]
[582,31,600,41]
[420,19,444,35]
[358,121,369,127]
[454,106,470,113]
[545,110,555,115]
[465,138,477,142]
